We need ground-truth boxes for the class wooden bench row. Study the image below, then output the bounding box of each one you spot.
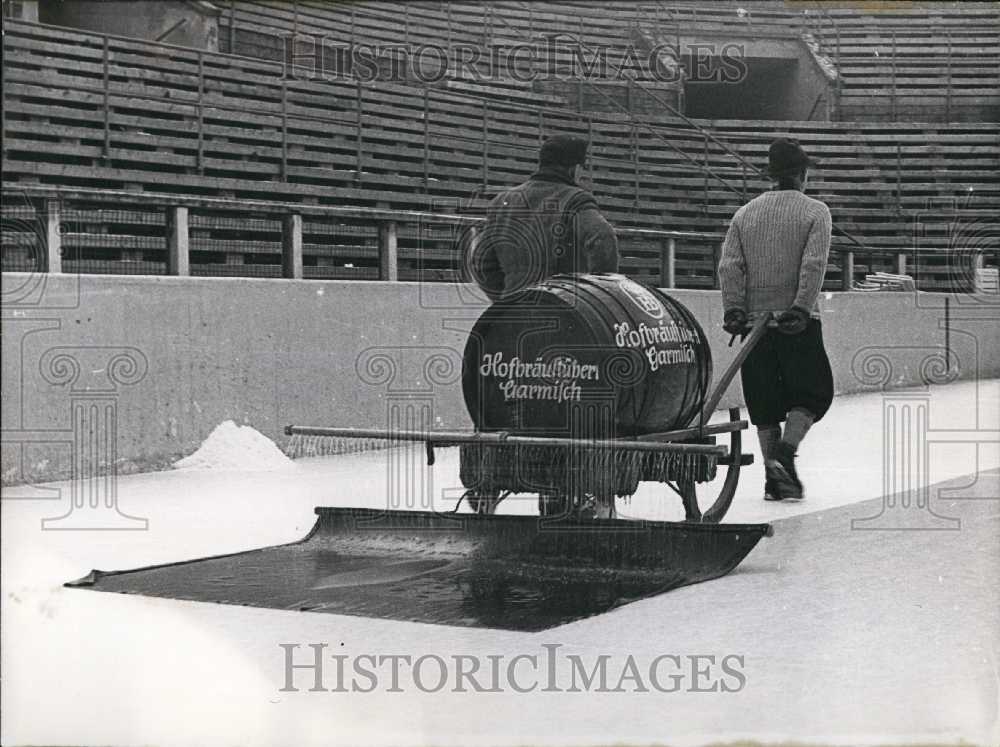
[2,21,996,276]
[224,1,999,125]
[5,58,988,185]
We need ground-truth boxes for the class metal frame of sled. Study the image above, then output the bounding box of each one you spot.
[286,315,772,525]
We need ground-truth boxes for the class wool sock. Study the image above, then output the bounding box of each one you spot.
[781,408,815,450]
[757,424,781,462]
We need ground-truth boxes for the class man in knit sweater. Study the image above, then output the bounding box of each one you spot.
[718,138,835,501]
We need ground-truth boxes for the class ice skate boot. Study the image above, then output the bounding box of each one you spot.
[767,442,804,501]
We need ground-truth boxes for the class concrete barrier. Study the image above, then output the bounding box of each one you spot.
[3,273,997,485]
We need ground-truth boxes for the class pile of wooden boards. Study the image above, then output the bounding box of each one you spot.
[853,272,917,292]
[975,268,999,294]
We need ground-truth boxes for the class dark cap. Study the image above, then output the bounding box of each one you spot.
[767,137,819,177]
[539,135,589,168]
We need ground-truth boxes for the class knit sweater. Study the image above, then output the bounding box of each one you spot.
[718,189,832,318]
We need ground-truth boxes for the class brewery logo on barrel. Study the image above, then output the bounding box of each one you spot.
[620,279,665,320]
[614,320,697,372]
[479,351,599,403]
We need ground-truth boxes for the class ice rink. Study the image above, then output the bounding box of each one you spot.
[2,379,998,746]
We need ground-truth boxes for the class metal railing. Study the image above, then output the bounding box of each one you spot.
[3,186,733,288]
[7,186,989,292]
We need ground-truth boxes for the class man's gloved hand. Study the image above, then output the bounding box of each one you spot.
[723,308,749,336]
[777,306,811,335]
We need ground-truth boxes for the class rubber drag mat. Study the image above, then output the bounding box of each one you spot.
[67,508,772,631]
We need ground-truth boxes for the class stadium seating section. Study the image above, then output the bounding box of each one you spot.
[2,1,997,290]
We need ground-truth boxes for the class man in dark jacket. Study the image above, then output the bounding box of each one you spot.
[468,135,619,299]
[464,135,620,519]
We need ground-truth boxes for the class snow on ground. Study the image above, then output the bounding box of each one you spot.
[2,380,998,747]
[173,420,297,472]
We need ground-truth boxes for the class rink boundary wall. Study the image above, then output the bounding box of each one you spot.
[3,273,998,485]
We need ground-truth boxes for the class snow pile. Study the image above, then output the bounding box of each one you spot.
[173,421,296,472]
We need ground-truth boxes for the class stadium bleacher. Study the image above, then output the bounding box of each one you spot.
[2,1,998,291]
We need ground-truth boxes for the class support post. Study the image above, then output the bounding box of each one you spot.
[355,80,363,178]
[197,51,205,174]
[945,296,950,367]
[661,237,676,289]
[423,87,430,191]
[102,36,110,160]
[702,133,709,212]
[0,39,5,161]
[834,24,841,120]
[379,220,398,281]
[167,206,189,276]
[282,213,303,279]
[587,117,594,181]
[36,199,62,274]
[896,251,907,277]
[228,0,236,53]
[891,30,897,122]
[946,32,953,121]
[577,16,585,110]
[281,75,288,180]
[713,242,723,289]
[676,24,684,115]
[446,4,452,54]
[632,122,639,210]
[462,225,478,283]
[482,100,489,191]
[895,142,902,214]
[841,250,854,290]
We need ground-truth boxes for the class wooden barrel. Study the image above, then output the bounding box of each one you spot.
[462,273,712,438]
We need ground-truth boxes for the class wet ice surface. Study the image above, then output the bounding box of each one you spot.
[80,508,769,632]
[2,380,998,746]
